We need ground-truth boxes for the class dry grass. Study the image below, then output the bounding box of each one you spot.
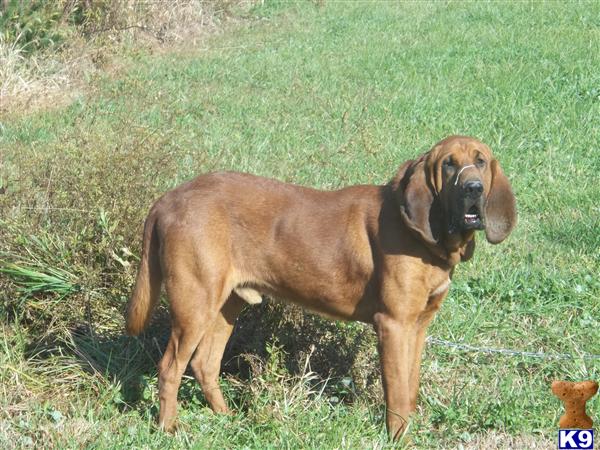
[0,0,254,115]
[0,32,90,114]
[460,431,553,449]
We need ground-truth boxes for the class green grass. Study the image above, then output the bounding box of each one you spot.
[1,1,599,448]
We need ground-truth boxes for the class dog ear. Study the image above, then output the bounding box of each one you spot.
[485,159,517,244]
[460,238,475,262]
[394,157,442,248]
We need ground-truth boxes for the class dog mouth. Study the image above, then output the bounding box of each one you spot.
[462,204,483,229]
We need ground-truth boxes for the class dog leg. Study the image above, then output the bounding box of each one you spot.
[374,312,414,441]
[407,326,427,413]
[158,316,204,431]
[157,271,230,431]
[408,291,446,412]
[190,293,245,413]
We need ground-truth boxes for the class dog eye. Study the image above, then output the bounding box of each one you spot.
[476,157,486,167]
[443,158,455,168]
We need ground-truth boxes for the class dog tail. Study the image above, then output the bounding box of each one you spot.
[126,213,162,336]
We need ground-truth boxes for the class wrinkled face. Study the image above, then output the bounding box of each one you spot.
[396,135,515,247]
[429,137,494,234]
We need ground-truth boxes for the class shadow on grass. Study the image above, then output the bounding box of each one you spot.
[20,298,377,418]
[19,306,170,409]
[226,300,379,399]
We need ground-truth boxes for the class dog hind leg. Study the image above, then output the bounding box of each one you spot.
[157,268,232,431]
[190,292,245,413]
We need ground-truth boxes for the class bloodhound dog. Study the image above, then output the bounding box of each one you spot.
[126,135,516,439]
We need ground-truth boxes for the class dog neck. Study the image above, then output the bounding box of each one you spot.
[442,231,476,266]
[416,230,475,267]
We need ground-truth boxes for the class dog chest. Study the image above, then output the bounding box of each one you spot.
[430,277,451,297]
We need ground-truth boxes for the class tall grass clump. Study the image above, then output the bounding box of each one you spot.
[0,1,69,54]
[0,0,253,108]
[0,261,78,297]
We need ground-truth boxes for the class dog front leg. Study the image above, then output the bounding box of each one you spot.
[408,290,446,412]
[374,312,415,441]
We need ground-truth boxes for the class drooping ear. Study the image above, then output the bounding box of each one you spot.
[485,159,517,244]
[461,237,475,262]
[394,157,442,248]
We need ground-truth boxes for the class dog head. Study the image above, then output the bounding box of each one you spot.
[394,136,517,257]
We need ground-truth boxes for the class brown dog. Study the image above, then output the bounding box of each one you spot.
[126,135,516,439]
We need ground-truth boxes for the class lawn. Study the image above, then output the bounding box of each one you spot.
[1,1,599,448]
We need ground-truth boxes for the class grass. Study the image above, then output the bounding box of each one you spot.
[1,0,599,448]
[0,0,247,113]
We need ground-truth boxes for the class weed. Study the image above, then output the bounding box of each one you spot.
[0,1,68,54]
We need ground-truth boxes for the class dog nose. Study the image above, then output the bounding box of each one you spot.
[463,180,483,196]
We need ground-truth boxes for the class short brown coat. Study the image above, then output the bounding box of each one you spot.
[126,135,517,439]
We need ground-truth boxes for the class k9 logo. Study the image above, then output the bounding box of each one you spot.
[558,429,594,450]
